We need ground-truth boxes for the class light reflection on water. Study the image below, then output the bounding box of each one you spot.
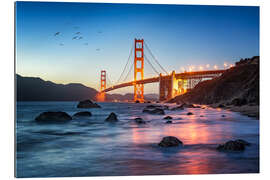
[16,102,259,177]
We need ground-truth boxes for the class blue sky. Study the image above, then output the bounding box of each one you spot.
[15,2,259,94]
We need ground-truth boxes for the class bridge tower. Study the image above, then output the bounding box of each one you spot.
[98,70,106,102]
[134,39,144,102]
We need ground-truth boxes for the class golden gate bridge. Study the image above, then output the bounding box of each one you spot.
[97,39,227,102]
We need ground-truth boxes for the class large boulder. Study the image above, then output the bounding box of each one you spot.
[163,116,172,120]
[217,139,250,151]
[187,112,193,115]
[158,136,183,147]
[35,111,72,123]
[73,111,92,117]
[77,100,101,108]
[105,112,118,122]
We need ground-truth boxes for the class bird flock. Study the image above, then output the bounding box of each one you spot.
[53,26,102,51]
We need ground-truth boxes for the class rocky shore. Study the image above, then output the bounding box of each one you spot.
[168,56,259,119]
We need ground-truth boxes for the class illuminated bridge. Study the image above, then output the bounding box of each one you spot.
[97,39,228,102]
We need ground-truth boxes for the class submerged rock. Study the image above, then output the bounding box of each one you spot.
[77,100,101,108]
[105,112,118,122]
[35,111,72,123]
[158,136,183,147]
[73,111,92,117]
[166,120,172,124]
[134,117,146,124]
[187,112,193,115]
[217,139,250,151]
[163,116,173,120]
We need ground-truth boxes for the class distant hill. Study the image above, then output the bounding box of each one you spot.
[16,74,98,101]
[168,56,259,105]
[16,74,159,102]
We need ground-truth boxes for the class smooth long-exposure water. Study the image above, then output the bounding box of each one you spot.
[16,102,259,177]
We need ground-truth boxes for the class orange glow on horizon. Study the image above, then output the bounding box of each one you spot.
[96,92,105,102]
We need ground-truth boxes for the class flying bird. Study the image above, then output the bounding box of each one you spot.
[75,32,81,35]
[96,48,100,51]
[59,43,64,46]
[73,26,80,29]
[54,32,60,36]
[72,36,78,40]
[98,30,102,34]
[84,43,88,45]
[79,36,83,39]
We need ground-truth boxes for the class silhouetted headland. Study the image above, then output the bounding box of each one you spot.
[169,56,259,118]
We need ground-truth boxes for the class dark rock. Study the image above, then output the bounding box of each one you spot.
[143,108,165,115]
[187,112,193,115]
[105,112,118,122]
[200,115,204,117]
[152,108,165,115]
[163,116,172,120]
[73,111,92,117]
[146,104,168,110]
[166,120,172,124]
[217,139,250,151]
[77,100,101,108]
[182,103,197,108]
[158,136,183,147]
[231,98,248,106]
[235,139,251,146]
[170,106,184,111]
[134,117,146,124]
[135,100,140,103]
[221,115,226,117]
[35,111,72,123]
[218,104,225,108]
[146,105,159,109]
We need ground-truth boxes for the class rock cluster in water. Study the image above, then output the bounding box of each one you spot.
[105,112,118,122]
[35,111,72,123]
[77,100,101,108]
[217,139,250,151]
[158,136,183,147]
[142,105,166,115]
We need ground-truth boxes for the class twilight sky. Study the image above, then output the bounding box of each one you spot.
[15,2,259,94]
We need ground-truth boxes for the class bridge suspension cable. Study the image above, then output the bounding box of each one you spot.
[144,54,160,76]
[116,44,134,84]
[122,60,134,83]
[106,74,114,87]
[144,41,169,75]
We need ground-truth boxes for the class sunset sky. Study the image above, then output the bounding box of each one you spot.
[15,2,259,94]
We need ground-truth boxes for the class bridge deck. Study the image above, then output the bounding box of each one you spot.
[102,70,225,93]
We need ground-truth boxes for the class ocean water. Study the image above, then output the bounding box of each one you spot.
[16,101,259,177]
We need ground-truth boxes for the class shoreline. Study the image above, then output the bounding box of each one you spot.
[210,104,259,120]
